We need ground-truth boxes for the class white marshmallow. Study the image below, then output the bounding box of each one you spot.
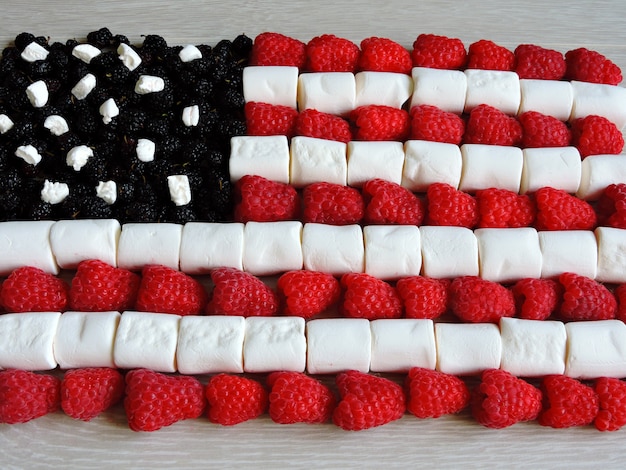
[0,312,60,370]
[306,318,371,374]
[182,105,200,127]
[178,44,202,63]
[566,320,626,379]
[43,115,69,136]
[539,230,598,279]
[370,319,436,372]
[435,323,502,376]
[229,135,290,184]
[595,226,626,283]
[41,180,69,205]
[114,311,180,373]
[96,180,117,205]
[21,41,49,62]
[134,75,165,94]
[136,138,156,162]
[298,72,356,115]
[347,141,405,187]
[0,220,58,275]
[176,316,245,374]
[355,71,413,108]
[179,222,244,273]
[475,228,542,283]
[419,226,479,278]
[577,154,626,201]
[570,80,626,129]
[402,140,463,192]
[243,66,299,108]
[243,317,306,373]
[66,145,93,171]
[72,43,101,63]
[167,175,192,206]
[520,147,581,194]
[500,318,566,377]
[54,311,121,369]
[459,144,523,193]
[15,144,42,166]
[117,223,182,271]
[289,136,347,187]
[0,114,14,134]
[71,73,96,100]
[243,221,303,276]
[99,98,119,124]
[364,225,422,280]
[464,69,521,115]
[26,80,48,108]
[410,67,467,114]
[117,43,142,71]
[518,79,573,121]
[49,219,121,269]
[302,223,364,275]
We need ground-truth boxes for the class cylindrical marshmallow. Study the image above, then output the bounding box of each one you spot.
[229,135,290,184]
[410,67,467,114]
[0,220,58,275]
[306,318,371,374]
[176,315,245,374]
[242,66,299,108]
[355,71,413,108]
[302,223,364,275]
[179,222,244,273]
[570,80,626,130]
[370,319,436,373]
[297,72,356,115]
[53,311,121,369]
[402,140,463,192]
[243,221,303,276]
[577,154,626,201]
[518,79,574,121]
[595,226,626,284]
[364,225,422,280]
[500,317,567,377]
[419,226,479,278]
[117,222,182,271]
[539,230,598,279]
[520,147,581,194]
[243,317,306,373]
[435,323,502,376]
[0,312,61,370]
[566,320,626,379]
[464,69,521,115]
[289,136,347,187]
[346,141,405,187]
[459,144,524,193]
[49,219,121,269]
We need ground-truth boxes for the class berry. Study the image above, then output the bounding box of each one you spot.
[332,370,405,431]
[305,34,360,72]
[267,371,335,424]
[570,114,624,158]
[425,183,479,228]
[0,266,69,313]
[616,283,626,322]
[357,37,412,74]
[557,272,617,321]
[449,276,516,323]
[514,44,566,80]
[405,367,469,418]
[277,270,341,318]
[594,377,626,431]
[396,276,449,319]
[302,182,364,225]
[61,368,124,421]
[249,32,306,68]
[475,187,536,228]
[362,178,424,225]
[205,374,267,426]
[69,259,140,312]
[244,102,298,137]
[340,273,402,320]
[411,34,467,70]
[135,265,208,315]
[206,267,279,317]
[539,375,599,428]
[471,369,542,429]
[409,104,465,145]
[565,47,622,85]
[463,104,522,146]
[534,187,597,231]
[597,184,626,229]
[512,278,561,321]
[350,105,410,141]
[124,369,205,432]
[466,39,515,71]
[234,175,299,223]
[518,111,571,148]
[294,109,352,143]
[0,369,60,424]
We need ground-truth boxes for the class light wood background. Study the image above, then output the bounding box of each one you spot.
[2,0,626,468]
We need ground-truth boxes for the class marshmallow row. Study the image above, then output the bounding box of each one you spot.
[2,311,625,380]
[244,66,626,128]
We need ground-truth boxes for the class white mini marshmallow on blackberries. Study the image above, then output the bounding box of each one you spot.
[117,43,142,71]
[20,41,49,62]
[96,180,117,205]
[179,44,202,62]
[71,73,97,100]
[66,145,94,171]
[134,75,165,94]
[43,115,70,136]
[99,98,119,124]
[26,80,48,108]
[182,105,200,126]
[167,175,192,206]
[15,144,42,166]
[136,138,156,162]
[72,43,101,63]
[0,114,14,134]
[41,180,69,204]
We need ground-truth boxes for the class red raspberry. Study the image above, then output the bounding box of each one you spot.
[466,39,515,71]
[425,183,479,228]
[518,111,571,148]
[305,34,360,72]
[135,265,208,315]
[594,377,626,431]
[405,367,469,418]
[244,102,298,137]
[234,175,299,223]
[0,369,60,424]
[340,273,402,320]
[206,267,279,317]
[294,109,352,143]
[539,375,599,428]
[395,276,449,319]
[0,266,69,313]
[557,272,617,321]
[565,47,622,85]
[511,278,561,321]
[350,105,410,141]
[449,276,516,323]
[302,182,364,225]
[534,187,597,231]
[471,369,542,429]
[69,259,140,312]
[362,178,424,225]
[357,36,412,74]
[249,32,306,68]
[616,283,626,322]
[463,104,522,146]
[570,114,624,158]
[277,270,341,318]
[597,184,626,229]
[514,44,566,80]
[333,370,405,431]
[409,104,465,145]
[124,368,205,432]
[205,374,267,426]
[267,371,335,424]
[411,33,467,70]
[475,187,536,228]
[61,368,124,421]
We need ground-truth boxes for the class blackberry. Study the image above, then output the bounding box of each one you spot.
[113,34,130,47]
[182,140,209,166]
[215,85,245,110]
[144,116,171,138]
[27,199,53,220]
[166,204,197,224]
[24,60,53,79]
[87,28,113,48]
[117,108,147,135]
[89,52,118,77]
[81,195,113,219]
[14,32,36,51]
[103,64,131,87]
[217,116,246,138]
[232,34,253,60]
[143,89,174,113]
[141,34,168,53]
[192,77,213,98]
[157,135,182,160]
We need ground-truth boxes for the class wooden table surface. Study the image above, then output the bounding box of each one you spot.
[2,0,626,468]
